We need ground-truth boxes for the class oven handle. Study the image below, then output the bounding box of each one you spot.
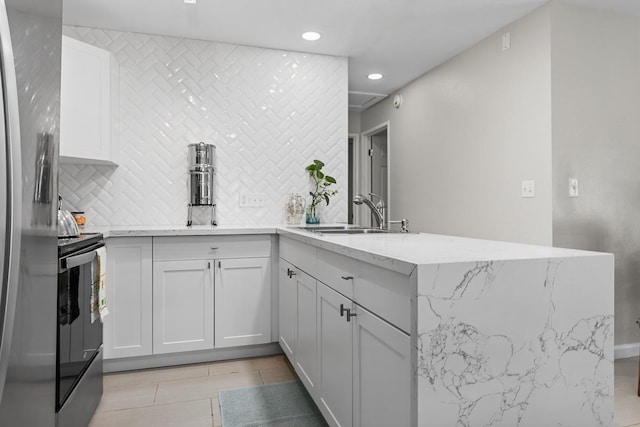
[61,249,98,270]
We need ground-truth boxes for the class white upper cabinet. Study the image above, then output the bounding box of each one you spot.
[60,36,119,165]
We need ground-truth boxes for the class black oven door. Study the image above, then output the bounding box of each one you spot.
[57,244,104,411]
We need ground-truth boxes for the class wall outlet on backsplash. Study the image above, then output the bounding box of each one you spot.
[240,193,266,207]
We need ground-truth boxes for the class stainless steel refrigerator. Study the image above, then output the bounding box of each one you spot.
[0,0,62,425]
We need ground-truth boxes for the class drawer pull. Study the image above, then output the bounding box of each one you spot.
[341,275,354,281]
[346,309,357,322]
[340,304,347,317]
[287,268,297,278]
[210,247,219,250]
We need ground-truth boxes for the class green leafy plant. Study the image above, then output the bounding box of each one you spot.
[305,159,337,221]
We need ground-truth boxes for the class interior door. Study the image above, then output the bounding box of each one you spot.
[370,129,388,221]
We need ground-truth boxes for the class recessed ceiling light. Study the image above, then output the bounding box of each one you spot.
[302,32,321,41]
[368,73,383,80]
[184,0,196,3]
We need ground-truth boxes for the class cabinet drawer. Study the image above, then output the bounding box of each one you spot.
[317,248,410,333]
[279,237,317,276]
[153,235,271,261]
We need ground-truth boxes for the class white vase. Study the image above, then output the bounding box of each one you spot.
[285,193,306,225]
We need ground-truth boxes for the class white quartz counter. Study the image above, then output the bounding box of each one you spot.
[97,224,607,270]
[277,227,608,275]
[90,224,278,238]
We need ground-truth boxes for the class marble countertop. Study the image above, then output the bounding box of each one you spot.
[278,227,609,274]
[95,224,610,274]
[90,224,278,238]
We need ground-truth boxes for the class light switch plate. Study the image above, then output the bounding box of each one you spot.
[569,178,579,197]
[521,180,535,198]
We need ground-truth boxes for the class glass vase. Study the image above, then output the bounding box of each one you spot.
[306,205,320,224]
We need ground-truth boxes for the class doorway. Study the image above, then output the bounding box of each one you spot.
[353,122,390,226]
[348,135,355,224]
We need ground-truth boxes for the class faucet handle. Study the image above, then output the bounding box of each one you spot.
[388,218,409,233]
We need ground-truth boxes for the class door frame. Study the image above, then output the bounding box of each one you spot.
[358,121,391,226]
[348,133,360,224]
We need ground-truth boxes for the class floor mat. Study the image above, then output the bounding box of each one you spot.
[218,380,328,427]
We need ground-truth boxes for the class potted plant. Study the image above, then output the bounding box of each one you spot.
[305,159,337,224]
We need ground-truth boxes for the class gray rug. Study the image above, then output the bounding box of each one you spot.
[218,380,328,427]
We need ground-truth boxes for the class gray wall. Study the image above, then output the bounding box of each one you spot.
[359,1,640,347]
[348,111,361,134]
[550,2,640,345]
[361,5,553,245]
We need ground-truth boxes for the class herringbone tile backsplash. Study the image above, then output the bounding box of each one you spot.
[59,26,348,227]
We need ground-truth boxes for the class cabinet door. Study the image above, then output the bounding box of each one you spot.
[317,282,353,427]
[214,257,271,348]
[295,269,317,396]
[105,237,152,359]
[353,304,410,427]
[60,36,117,165]
[153,260,214,354]
[278,259,297,363]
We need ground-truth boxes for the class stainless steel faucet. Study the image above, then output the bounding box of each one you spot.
[353,193,385,229]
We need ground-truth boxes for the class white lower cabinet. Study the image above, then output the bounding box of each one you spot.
[317,282,353,427]
[294,267,318,395]
[278,260,297,362]
[153,260,214,354]
[279,236,411,427]
[352,304,410,427]
[214,257,271,348]
[279,259,319,396]
[105,237,152,359]
[316,282,410,427]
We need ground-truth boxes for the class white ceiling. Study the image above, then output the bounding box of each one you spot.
[63,0,639,109]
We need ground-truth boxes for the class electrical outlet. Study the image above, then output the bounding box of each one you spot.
[240,193,266,207]
[502,32,511,51]
[521,180,535,198]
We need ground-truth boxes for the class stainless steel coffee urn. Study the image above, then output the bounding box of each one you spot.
[187,142,217,226]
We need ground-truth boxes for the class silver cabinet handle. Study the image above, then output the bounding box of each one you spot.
[341,275,353,280]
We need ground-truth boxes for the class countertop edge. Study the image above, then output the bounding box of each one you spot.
[93,225,612,276]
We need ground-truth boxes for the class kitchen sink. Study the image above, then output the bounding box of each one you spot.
[318,228,393,234]
[296,225,356,231]
[295,225,404,235]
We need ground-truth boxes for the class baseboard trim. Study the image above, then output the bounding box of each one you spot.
[104,342,283,373]
[615,343,640,359]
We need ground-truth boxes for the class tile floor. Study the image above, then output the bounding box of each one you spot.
[616,357,640,427]
[91,354,640,427]
[89,355,297,427]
